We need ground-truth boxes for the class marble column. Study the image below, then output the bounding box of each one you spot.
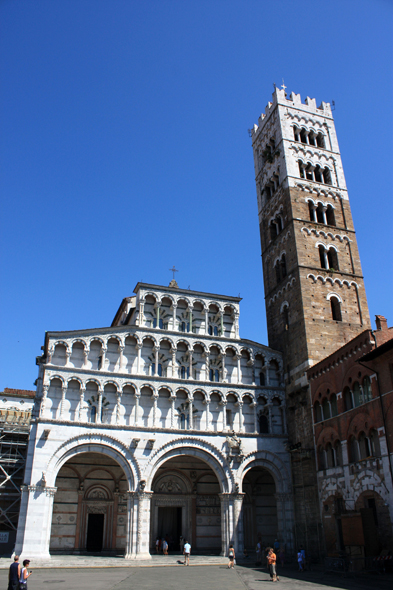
[154,346,159,376]
[97,388,103,423]
[236,354,242,384]
[188,351,193,380]
[78,385,85,422]
[136,343,142,375]
[172,304,177,331]
[170,395,176,428]
[100,346,107,371]
[152,393,158,428]
[204,309,209,335]
[236,401,244,432]
[59,385,67,419]
[171,348,177,378]
[118,345,125,373]
[233,493,245,553]
[251,401,258,433]
[221,352,227,383]
[188,398,193,430]
[134,392,140,427]
[138,300,145,327]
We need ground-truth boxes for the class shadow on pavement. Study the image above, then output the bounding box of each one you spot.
[235,561,393,590]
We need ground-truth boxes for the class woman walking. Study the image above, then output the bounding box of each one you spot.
[228,544,235,569]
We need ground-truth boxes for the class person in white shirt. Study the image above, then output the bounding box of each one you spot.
[183,540,191,565]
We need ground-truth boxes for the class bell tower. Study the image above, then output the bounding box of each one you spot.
[251,87,371,553]
[251,86,370,392]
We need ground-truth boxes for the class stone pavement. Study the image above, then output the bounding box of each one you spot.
[0,561,392,590]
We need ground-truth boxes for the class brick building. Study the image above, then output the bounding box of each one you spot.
[307,316,393,557]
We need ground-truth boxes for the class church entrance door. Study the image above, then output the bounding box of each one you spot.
[242,466,278,551]
[157,507,182,551]
[86,514,104,551]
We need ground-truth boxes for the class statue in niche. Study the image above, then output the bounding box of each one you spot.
[226,430,242,458]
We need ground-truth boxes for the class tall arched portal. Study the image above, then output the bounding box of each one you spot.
[150,456,221,554]
[50,452,128,554]
[242,466,278,550]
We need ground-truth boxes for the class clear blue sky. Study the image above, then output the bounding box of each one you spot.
[1,0,392,390]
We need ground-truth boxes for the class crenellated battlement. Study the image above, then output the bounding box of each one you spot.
[252,87,332,139]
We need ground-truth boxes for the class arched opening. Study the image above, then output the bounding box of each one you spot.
[242,466,278,551]
[50,452,129,555]
[150,455,221,555]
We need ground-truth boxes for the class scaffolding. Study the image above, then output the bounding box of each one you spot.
[0,409,31,554]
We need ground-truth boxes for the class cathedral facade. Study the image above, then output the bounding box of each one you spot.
[15,282,294,559]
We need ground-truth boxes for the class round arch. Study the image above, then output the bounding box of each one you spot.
[237,452,291,494]
[45,434,139,489]
[144,439,232,493]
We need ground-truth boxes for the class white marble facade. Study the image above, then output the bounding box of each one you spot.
[15,282,294,559]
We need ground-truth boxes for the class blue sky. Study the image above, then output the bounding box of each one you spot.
[1,0,392,390]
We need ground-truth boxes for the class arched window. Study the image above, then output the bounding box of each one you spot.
[280,254,287,278]
[318,446,327,470]
[370,429,381,457]
[334,441,342,466]
[208,325,213,336]
[363,376,372,402]
[298,161,305,179]
[213,326,219,337]
[152,318,164,329]
[157,363,162,377]
[316,133,325,148]
[323,167,332,185]
[330,394,338,417]
[326,443,335,468]
[330,296,342,321]
[314,401,322,423]
[326,205,336,226]
[270,221,277,240]
[314,165,323,183]
[349,435,359,462]
[215,369,220,382]
[259,414,269,434]
[353,382,363,407]
[259,372,265,386]
[181,366,186,379]
[308,131,316,146]
[300,129,308,144]
[275,262,281,284]
[319,244,328,269]
[327,247,339,271]
[308,201,316,222]
[209,368,214,381]
[277,216,283,232]
[316,203,325,223]
[322,398,331,420]
[358,432,371,459]
[282,305,289,330]
[343,386,353,411]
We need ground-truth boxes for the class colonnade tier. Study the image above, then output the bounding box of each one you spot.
[37,374,287,434]
[44,331,284,388]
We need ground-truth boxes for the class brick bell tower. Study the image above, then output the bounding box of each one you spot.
[251,86,371,554]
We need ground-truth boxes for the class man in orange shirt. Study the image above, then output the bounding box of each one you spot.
[267,547,279,582]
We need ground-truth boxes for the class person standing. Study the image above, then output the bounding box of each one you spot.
[227,544,236,569]
[8,555,20,590]
[255,540,262,564]
[18,559,32,589]
[162,538,168,555]
[267,548,279,582]
[183,540,191,565]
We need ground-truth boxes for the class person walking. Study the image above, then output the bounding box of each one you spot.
[18,559,32,590]
[228,544,235,569]
[162,538,168,555]
[8,555,20,590]
[297,548,304,572]
[183,540,191,565]
[267,548,279,582]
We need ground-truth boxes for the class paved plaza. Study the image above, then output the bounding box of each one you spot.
[0,560,392,590]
